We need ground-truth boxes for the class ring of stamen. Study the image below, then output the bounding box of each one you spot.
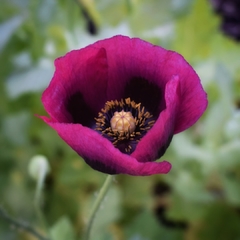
[95,98,155,154]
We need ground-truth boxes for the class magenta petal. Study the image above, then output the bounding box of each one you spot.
[92,35,207,132]
[42,47,108,123]
[131,75,180,162]
[93,36,171,101]
[41,116,171,176]
[170,58,208,133]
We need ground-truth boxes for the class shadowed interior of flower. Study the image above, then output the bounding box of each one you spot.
[64,76,169,157]
[95,98,156,154]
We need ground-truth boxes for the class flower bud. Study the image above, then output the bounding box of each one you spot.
[28,155,50,181]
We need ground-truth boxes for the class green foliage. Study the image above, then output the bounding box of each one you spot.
[50,216,76,240]
[125,209,184,240]
[90,186,121,239]
[198,204,240,240]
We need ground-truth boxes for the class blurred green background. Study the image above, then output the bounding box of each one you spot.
[1,0,240,239]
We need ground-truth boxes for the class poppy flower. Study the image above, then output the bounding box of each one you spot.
[40,35,207,176]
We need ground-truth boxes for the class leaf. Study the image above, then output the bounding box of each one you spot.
[95,0,128,26]
[0,15,25,52]
[125,209,184,240]
[203,65,234,147]
[224,111,240,140]
[91,186,121,239]
[173,0,218,60]
[2,111,30,145]
[198,204,240,240]
[6,65,53,98]
[50,216,76,240]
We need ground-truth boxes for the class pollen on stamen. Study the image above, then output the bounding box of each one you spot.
[94,98,156,154]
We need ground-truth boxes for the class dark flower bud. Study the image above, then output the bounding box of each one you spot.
[210,0,240,41]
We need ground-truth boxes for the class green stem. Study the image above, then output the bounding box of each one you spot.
[34,172,49,235]
[83,175,113,240]
[0,205,49,240]
[125,0,133,13]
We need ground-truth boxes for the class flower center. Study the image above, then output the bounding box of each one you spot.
[110,111,136,134]
[95,98,155,154]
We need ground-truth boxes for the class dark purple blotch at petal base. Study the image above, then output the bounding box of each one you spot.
[123,77,165,117]
[40,35,207,176]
